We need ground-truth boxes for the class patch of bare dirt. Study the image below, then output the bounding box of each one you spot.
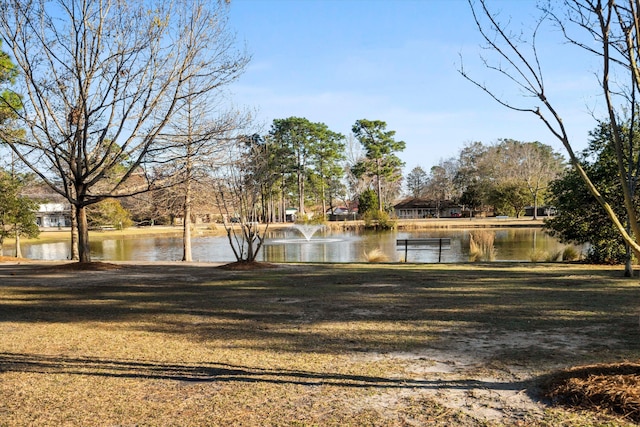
[0,256,31,262]
[1,257,123,271]
[39,261,124,271]
[216,261,278,270]
[355,327,627,425]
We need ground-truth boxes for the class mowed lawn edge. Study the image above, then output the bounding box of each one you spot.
[0,262,638,426]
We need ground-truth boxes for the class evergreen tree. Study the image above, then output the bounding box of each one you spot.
[545,120,639,269]
[352,119,405,211]
[0,40,21,123]
[0,171,39,257]
[269,117,344,217]
[308,122,345,216]
[358,189,378,217]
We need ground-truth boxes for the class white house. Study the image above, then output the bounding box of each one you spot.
[36,203,72,228]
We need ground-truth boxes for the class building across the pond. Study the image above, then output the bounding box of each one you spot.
[394,198,463,219]
[35,202,72,228]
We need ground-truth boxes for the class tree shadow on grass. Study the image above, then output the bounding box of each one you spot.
[1,263,638,363]
[0,351,530,392]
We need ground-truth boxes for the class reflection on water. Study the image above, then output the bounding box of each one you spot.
[15,227,579,263]
[23,241,69,260]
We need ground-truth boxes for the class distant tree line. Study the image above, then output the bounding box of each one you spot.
[405,139,566,218]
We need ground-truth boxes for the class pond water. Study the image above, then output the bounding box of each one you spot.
[16,227,579,263]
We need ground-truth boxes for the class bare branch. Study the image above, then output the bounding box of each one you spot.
[463,0,640,259]
[0,0,249,262]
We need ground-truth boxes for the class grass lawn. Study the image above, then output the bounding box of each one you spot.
[0,261,639,426]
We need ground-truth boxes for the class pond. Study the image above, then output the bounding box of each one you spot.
[16,227,579,263]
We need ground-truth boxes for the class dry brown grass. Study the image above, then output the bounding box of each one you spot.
[0,262,638,426]
[542,363,640,422]
[0,255,31,262]
[364,248,389,263]
[469,230,497,261]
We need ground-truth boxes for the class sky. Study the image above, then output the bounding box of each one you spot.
[226,0,605,174]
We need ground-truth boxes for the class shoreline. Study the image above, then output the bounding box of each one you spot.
[10,216,547,244]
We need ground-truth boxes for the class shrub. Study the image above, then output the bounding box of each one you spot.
[297,215,326,225]
[562,246,580,261]
[529,250,546,262]
[364,248,389,263]
[87,198,133,230]
[375,210,396,230]
[469,230,496,261]
[546,250,563,262]
[364,210,396,230]
[358,189,378,216]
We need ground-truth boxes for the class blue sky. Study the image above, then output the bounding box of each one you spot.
[227,0,603,173]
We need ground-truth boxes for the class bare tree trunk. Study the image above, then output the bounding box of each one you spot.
[625,222,633,277]
[70,207,79,260]
[321,180,327,218]
[376,159,383,211]
[77,205,91,263]
[281,175,286,222]
[14,229,21,258]
[281,191,286,222]
[625,247,633,277]
[298,171,305,216]
[183,178,193,262]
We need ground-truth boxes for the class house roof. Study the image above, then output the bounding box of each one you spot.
[394,198,461,209]
[38,203,70,213]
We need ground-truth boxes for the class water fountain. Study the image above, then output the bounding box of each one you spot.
[263,223,342,248]
[292,223,325,241]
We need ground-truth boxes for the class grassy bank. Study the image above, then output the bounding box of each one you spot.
[0,262,638,426]
[12,224,219,244]
[396,216,546,229]
[324,217,545,231]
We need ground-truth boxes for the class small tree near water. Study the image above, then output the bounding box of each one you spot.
[213,145,268,264]
[0,172,39,257]
[358,189,378,217]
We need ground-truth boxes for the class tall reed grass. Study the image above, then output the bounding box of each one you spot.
[469,230,497,262]
[364,248,389,263]
[562,246,580,261]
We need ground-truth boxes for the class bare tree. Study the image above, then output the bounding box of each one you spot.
[515,141,565,219]
[461,0,640,259]
[405,166,428,198]
[481,139,564,218]
[213,143,268,264]
[0,0,248,262]
[343,134,370,213]
[426,160,458,202]
[159,96,250,262]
